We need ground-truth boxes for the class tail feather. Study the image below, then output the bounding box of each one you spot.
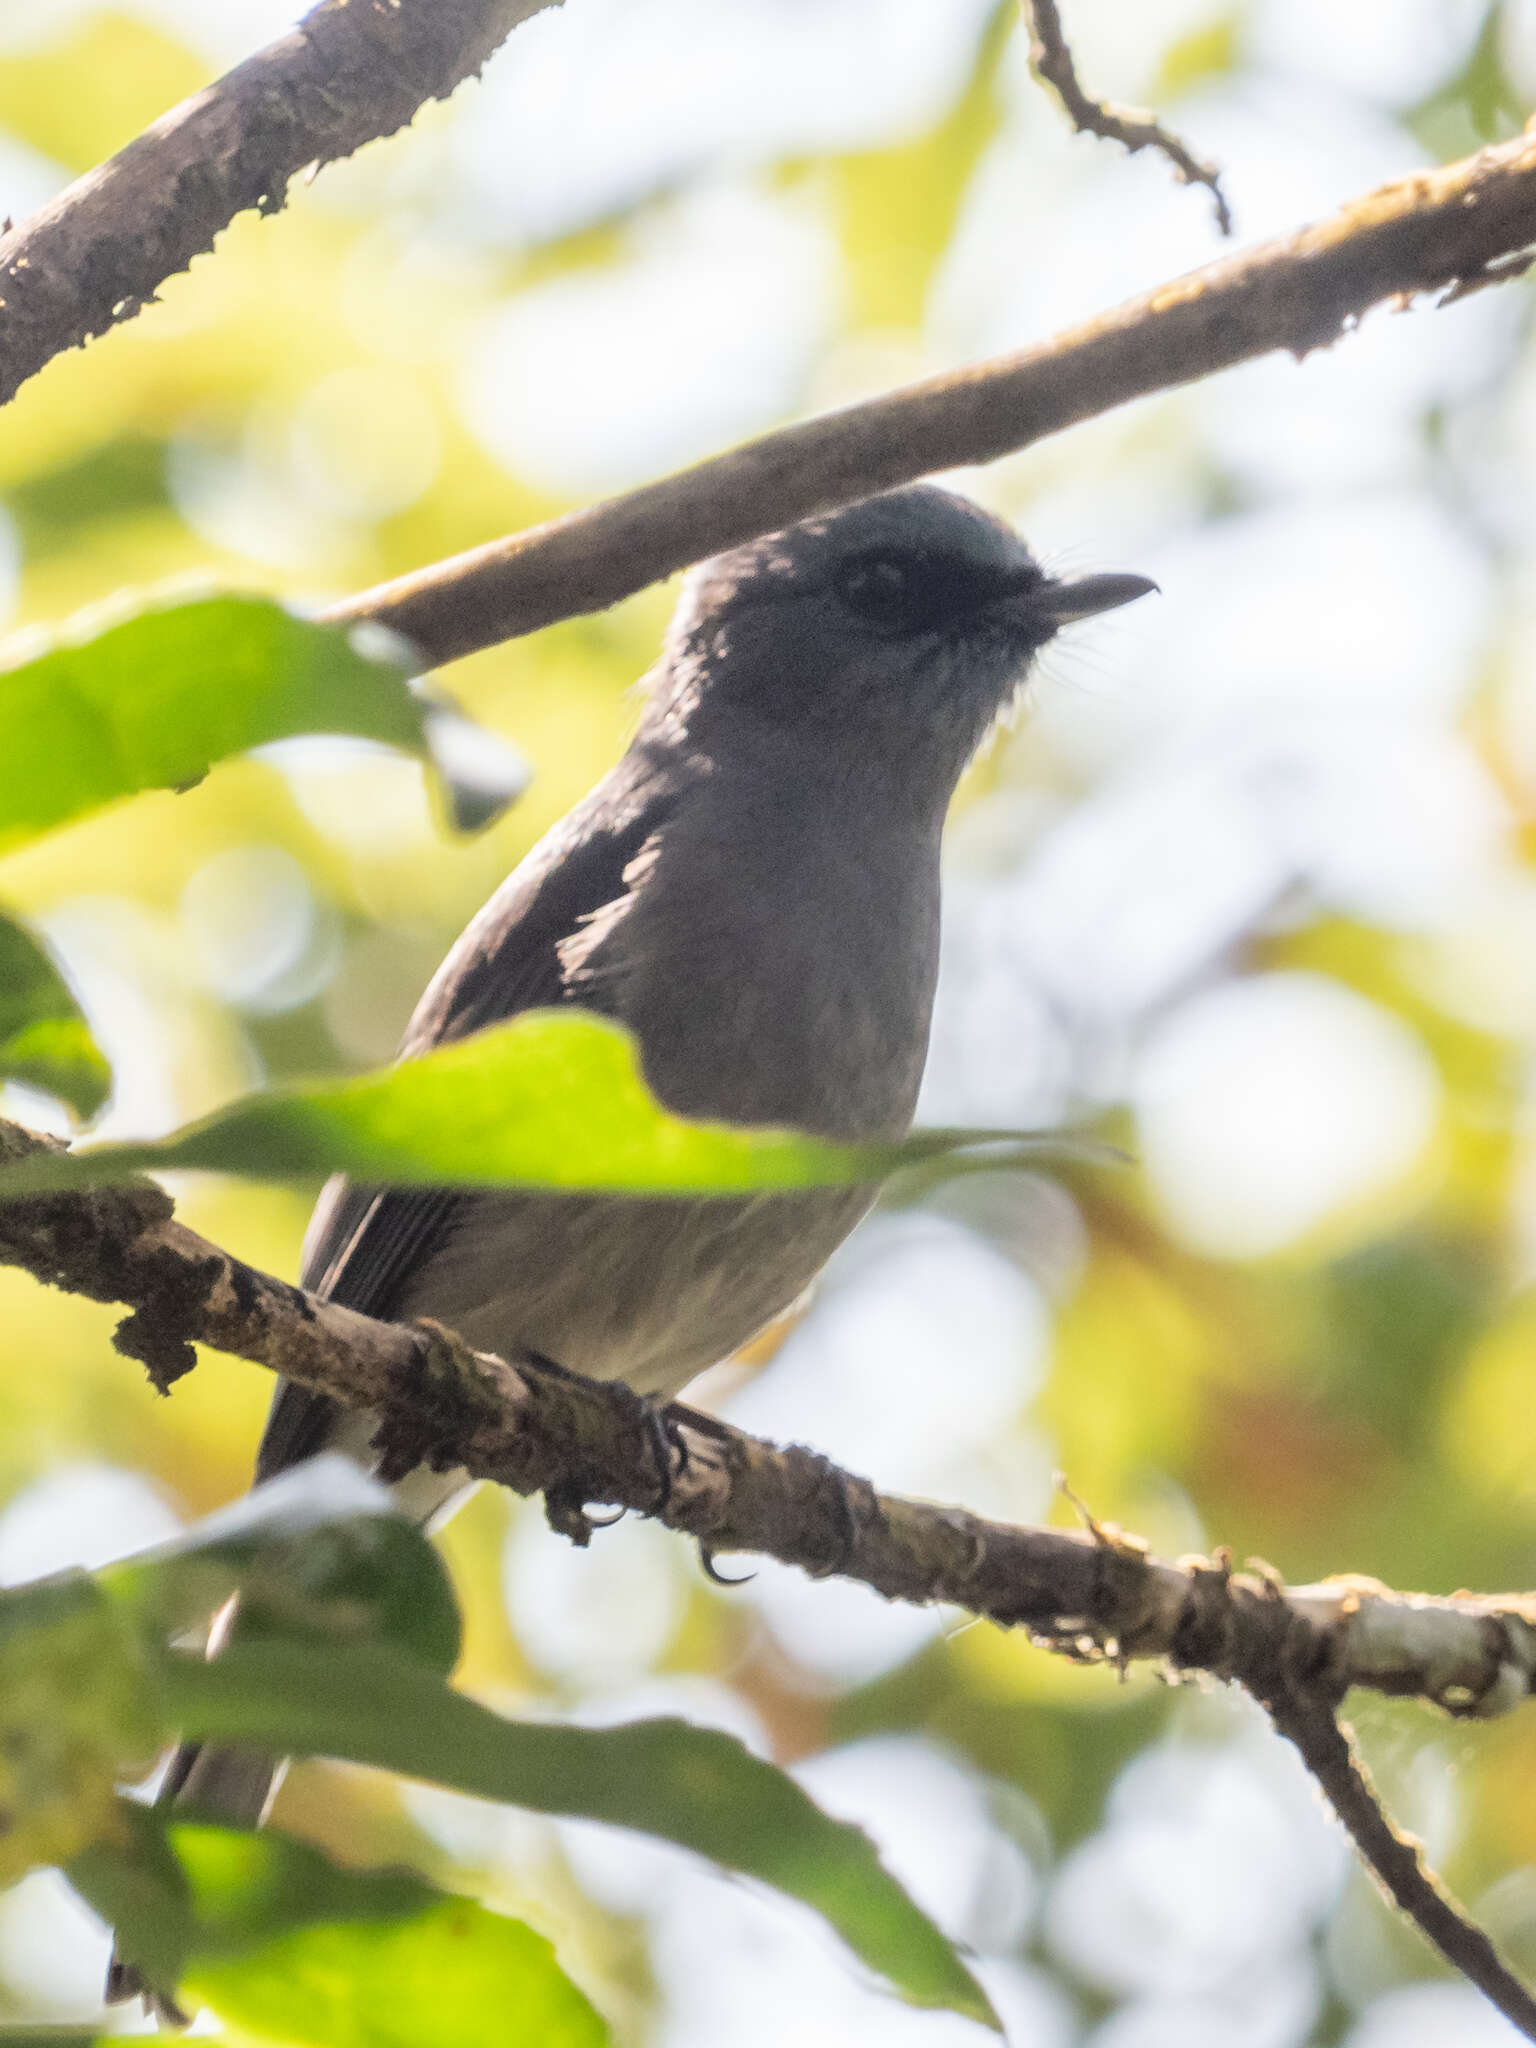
[105,1443,472,2022]
[104,1742,287,2018]
[166,1739,286,1830]
[105,1595,286,2021]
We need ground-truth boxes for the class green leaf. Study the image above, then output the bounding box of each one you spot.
[72,1810,607,2047]
[1406,3,1525,155]
[0,1572,161,1884]
[1155,13,1239,98]
[830,1,1009,329]
[160,1640,998,2029]
[104,1460,462,1678]
[0,1009,868,1192]
[0,1007,1067,1199]
[186,1850,607,2048]
[0,911,109,1119]
[0,2029,107,2044]
[0,593,524,855]
[67,1801,192,1995]
[7,436,171,564]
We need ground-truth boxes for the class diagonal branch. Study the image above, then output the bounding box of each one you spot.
[7,33,1536,673]
[6,1108,1536,2031]
[0,0,558,409]
[322,124,1536,665]
[1020,0,1233,234]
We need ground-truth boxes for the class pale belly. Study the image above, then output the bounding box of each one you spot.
[394,1180,881,1399]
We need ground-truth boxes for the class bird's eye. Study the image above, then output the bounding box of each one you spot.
[835,553,923,630]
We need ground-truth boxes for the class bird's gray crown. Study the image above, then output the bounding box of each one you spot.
[677,484,1040,636]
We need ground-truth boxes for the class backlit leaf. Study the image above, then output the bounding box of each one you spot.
[161,1640,999,2029]
[0,594,523,856]
[0,911,109,1119]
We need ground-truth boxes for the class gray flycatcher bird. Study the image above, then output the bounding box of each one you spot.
[109,483,1152,2003]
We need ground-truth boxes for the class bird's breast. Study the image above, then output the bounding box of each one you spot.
[589,792,943,1145]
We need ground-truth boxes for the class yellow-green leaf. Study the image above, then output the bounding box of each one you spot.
[0,1010,897,1196]
[72,1813,607,2047]
[829,2,1010,329]
[0,1009,1075,1198]
[0,911,109,1119]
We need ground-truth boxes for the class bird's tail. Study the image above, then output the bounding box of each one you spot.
[156,1732,287,1830]
[105,1450,473,2019]
[104,1599,285,2021]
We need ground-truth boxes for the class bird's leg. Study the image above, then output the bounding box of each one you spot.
[543,1485,616,1545]
[635,1402,755,1583]
[492,1346,619,1543]
[612,1383,683,1516]
[807,1449,862,1580]
[521,1349,683,1536]
[666,1399,734,1445]
[652,1406,750,1583]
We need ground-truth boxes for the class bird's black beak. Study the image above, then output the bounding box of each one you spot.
[1028,569,1163,622]
[1030,571,1159,626]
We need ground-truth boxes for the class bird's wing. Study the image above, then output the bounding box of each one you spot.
[255,760,673,1484]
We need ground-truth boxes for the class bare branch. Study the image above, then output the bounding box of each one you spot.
[325,126,1536,666]
[2,1111,1535,1704]
[1270,1686,1536,2039]
[0,0,558,409]
[1020,0,1233,234]
[4,1113,1536,1711]
[7,1106,1536,2030]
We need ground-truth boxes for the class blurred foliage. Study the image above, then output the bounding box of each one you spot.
[1407,3,1528,155]
[823,0,1010,330]
[1,1,1536,2044]
[0,1572,158,1885]
[1154,15,1241,100]
[167,1641,995,2024]
[0,13,204,172]
[0,1472,986,2030]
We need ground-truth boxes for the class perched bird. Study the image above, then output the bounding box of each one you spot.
[115,483,1153,1957]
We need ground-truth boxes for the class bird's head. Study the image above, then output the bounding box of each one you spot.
[651,484,1155,795]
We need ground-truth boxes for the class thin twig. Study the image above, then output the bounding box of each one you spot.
[0,0,558,409]
[323,126,1536,665]
[1020,0,1233,234]
[1264,1687,1536,2042]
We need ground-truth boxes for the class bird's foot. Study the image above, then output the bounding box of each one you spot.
[533,1352,683,1537]
[542,1481,620,1546]
[104,1950,189,2028]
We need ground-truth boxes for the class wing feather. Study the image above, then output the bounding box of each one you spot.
[255,754,677,1484]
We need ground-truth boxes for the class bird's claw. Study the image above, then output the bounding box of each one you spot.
[698,1543,755,1586]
